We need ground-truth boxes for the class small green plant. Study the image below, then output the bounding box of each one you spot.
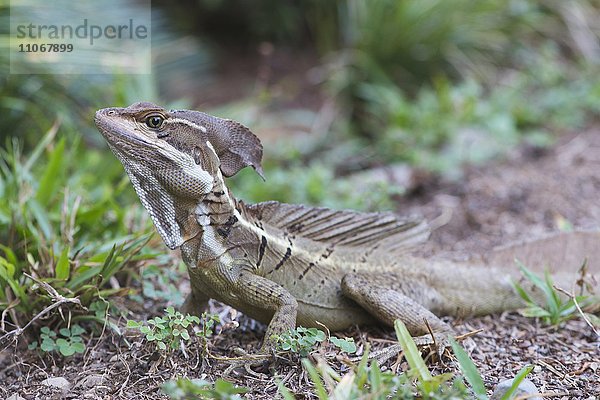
[132,263,186,306]
[514,261,591,325]
[272,327,357,357]
[88,300,110,320]
[28,324,86,357]
[197,311,220,339]
[329,336,357,353]
[127,308,219,352]
[162,378,247,400]
[281,320,533,399]
[272,327,326,356]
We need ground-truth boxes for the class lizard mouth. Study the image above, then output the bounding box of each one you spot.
[95,108,160,148]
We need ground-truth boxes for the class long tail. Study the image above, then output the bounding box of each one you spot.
[480,230,599,292]
[429,231,599,317]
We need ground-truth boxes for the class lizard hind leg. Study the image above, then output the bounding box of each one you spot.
[340,273,455,348]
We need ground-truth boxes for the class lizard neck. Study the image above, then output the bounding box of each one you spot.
[195,170,237,228]
[180,168,245,267]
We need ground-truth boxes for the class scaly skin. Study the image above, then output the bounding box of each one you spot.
[95,102,596,356]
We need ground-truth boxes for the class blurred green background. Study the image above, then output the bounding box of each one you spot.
[0,0,599,328]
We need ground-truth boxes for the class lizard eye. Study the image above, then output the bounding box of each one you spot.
[145,115,164,129]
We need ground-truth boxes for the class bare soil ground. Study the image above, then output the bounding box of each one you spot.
[1,129,598,399]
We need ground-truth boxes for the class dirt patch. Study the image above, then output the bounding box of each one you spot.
[1,129,599,399]
[403,128,600,256]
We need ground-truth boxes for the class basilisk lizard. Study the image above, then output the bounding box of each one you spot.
[95,102,598,358]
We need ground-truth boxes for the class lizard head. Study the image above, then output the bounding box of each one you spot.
[95,102,264,249]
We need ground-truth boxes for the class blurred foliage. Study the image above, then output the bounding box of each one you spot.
[0,2,154,149]
[132,263,187,306]
[0,1,207,149]
[230,161,403,210]
[316,0,599,137]
[0,72,156,149]
[352,44,600,174]
[153,0,319,46]
[229,44,599,205]
[156,0,598,85]
[329,0,542,90]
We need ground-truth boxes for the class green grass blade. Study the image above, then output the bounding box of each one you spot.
[512,281,534,304]
[0,257,28,305]
[36,137,65,206]
[98,244,118,278]
[450,338,487,397]
[517,261,558,315]
[66,266,102,290]
[27,199,53,240]
[368,360,383,399]
[100,235,152,281]
[559,300,579,317]
[519,307,552,318]
[355,344,370,387]
[23,120,59,172]
[302,358,329,400]
[499,365,534,400]
[276,379,296,400]
[0,244,18,267]
[543,270,561,313]
[73,315,123,335]
[55,246,70,280]
[394,319,432,382]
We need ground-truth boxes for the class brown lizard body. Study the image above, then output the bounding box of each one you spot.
[95,102,597,354]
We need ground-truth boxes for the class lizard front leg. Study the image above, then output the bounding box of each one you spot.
[218,269,298,374]
[236,270,298,353]
[181,285,210,316]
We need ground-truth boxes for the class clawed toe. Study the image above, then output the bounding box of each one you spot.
[220,348,272,377]
[223,361,266,377]
[413,332,453,358]
[352,333,453,366]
